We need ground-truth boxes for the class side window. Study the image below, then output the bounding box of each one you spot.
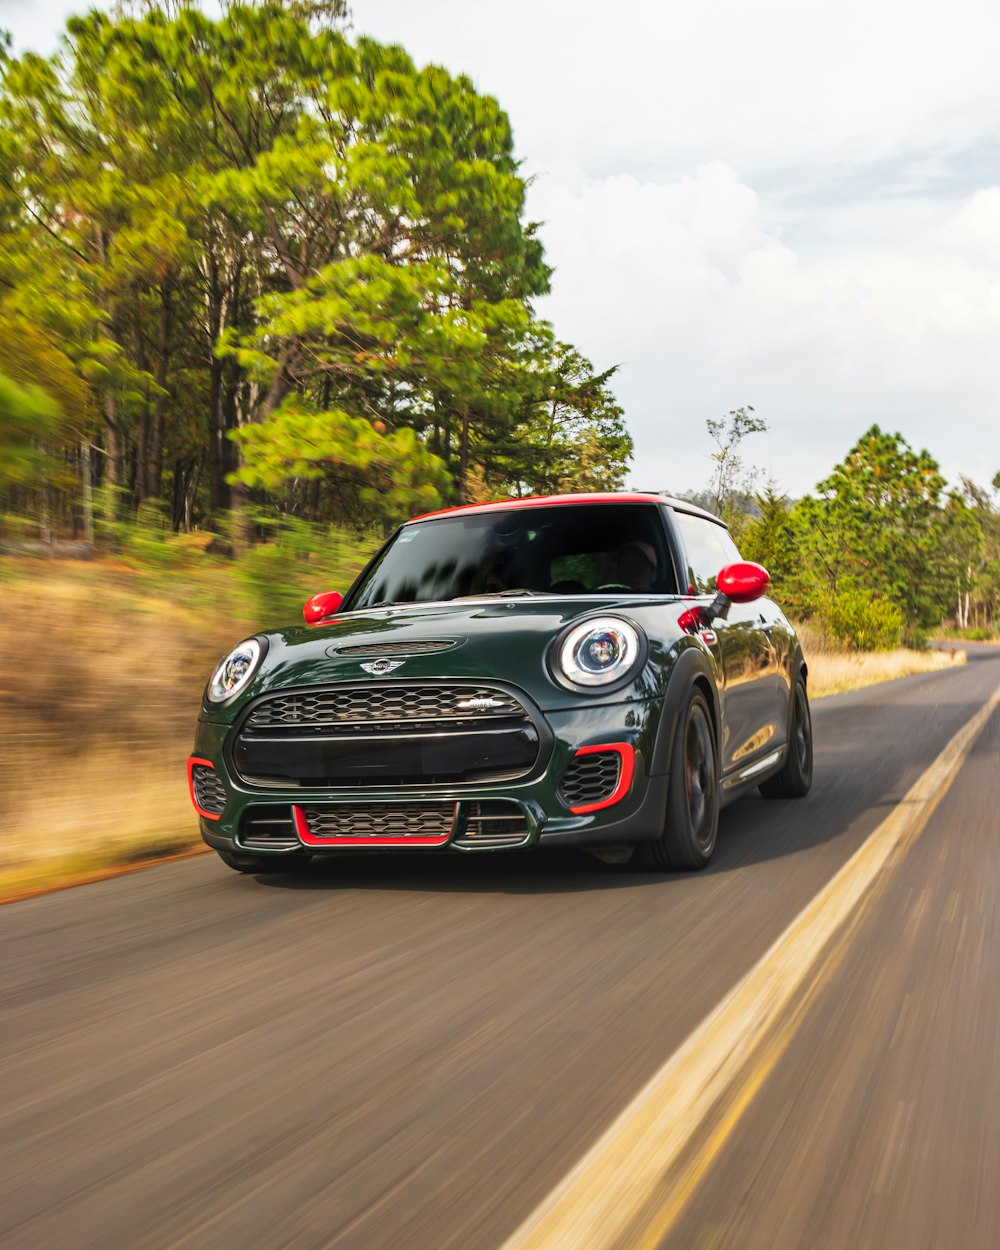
[673,511,742,594]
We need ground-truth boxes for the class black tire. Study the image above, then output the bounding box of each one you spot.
[636,688,719,871]
[216,849,310,875]
[759,676,813,799]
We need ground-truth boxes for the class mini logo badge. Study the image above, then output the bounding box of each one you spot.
[456,696,505,711]
[361,658,405,676]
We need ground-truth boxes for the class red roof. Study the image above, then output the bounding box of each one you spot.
[408,492,667,523]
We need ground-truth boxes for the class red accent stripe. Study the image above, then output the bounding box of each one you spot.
[409,493,667,524]
[567,742,636,815]
[292,804,456,848]
[187,756,223,821]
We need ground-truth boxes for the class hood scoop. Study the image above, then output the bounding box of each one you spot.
[331,639,458,657]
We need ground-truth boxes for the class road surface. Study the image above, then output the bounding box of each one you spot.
[2,647,998,1249]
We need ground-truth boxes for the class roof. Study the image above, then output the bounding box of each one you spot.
[408,492,724,525]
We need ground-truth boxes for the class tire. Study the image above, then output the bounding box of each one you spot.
[636,688,719,871]
[216,849,310,874]
[759,676,813,799]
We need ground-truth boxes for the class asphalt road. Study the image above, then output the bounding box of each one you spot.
[3,647,999,1250]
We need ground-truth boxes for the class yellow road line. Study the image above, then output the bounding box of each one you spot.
[499,681,1000,1250]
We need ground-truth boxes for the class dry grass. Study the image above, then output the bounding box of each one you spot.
[796,621,967,698]
[0,567,249,896]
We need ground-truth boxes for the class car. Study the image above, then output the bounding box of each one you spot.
[189,492,812,875]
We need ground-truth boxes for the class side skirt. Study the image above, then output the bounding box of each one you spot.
[719,745,787,809]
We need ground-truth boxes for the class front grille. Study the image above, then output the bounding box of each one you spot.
[192,765,226,815]
[333,640,457,657]
[454,801,530,850]
[232,682,542,790]
[239,806,299,852]
[558,751,622,809]
[243,683,528,734]
[298,802,456,841]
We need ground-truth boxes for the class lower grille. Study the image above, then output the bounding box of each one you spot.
[191,765,226,815]
[296,802,456,843]
[558,750,622,809]
[454,801,530,850]
[239,806,299,852]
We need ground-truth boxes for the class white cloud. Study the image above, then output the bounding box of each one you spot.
[527,163,1000,493]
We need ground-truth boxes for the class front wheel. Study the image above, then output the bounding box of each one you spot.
[636,688,719,871]
[216,850,310,875]
[759,675,813,798]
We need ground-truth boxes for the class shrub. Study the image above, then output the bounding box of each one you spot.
[822,588,903,652]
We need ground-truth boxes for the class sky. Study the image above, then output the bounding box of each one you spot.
[3,1,999,497]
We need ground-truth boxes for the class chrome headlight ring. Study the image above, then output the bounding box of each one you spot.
[550,616,646,691]
[207,637,266,705]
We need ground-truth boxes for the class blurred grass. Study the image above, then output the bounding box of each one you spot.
[0,521,378,896]
[0,549,967,897]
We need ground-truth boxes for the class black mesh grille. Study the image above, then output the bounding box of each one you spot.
[333,640,457,657]
[454,801,530,849]
[244,684,528,736]
[558,751,622,809]
[299,802,456,840]
[239,806,299,852]
[192,765,226,815]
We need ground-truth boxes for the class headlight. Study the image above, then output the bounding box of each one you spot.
[555,617,643,688]
[207,638,264,704]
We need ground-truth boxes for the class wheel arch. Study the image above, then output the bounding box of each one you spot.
[649,643,722,779]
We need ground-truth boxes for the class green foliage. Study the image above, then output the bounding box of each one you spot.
[482,335,633,496]
[0,371,59,487]
[786,426,951,629]
[0,0,618,539]
[90,497,378,622]
[820,587,903,652]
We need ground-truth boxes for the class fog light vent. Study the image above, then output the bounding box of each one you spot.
[189,761,226,816]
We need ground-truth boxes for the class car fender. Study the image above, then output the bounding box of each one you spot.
[648,640,722,779]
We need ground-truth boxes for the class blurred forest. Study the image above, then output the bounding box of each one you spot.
[0,0,631,541]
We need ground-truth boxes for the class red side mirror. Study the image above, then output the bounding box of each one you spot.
[716,562,770,604]
[303,590,343,625]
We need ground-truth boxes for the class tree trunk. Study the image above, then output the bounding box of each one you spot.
[147,282,172,501]
[458,407,471,502]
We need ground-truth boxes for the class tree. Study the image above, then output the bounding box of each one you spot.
[706,405,767,517]
[482,335,632,496]
[1,0,622,541]
[788,426,951,630]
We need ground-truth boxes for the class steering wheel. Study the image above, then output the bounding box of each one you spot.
[597,583,633,592]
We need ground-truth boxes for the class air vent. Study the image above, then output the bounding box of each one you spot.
[453,801,530,850]
[239,806,299,852]
[334,640,457,657]
[558,751,622,810]
[191,765,226,815]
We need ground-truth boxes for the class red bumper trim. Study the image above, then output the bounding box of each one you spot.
[567,742,636,815]
[187,756,222,821]
[292,804,457,848]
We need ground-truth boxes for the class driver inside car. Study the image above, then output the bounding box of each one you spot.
[614,540,658,591]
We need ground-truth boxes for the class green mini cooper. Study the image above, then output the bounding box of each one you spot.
[189,493,812,874]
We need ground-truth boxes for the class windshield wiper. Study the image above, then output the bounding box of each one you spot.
[455,588,550,600]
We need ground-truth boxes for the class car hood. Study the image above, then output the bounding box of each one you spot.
[207,596,682,719]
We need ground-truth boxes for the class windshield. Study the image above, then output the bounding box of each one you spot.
[345,504,678,610]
